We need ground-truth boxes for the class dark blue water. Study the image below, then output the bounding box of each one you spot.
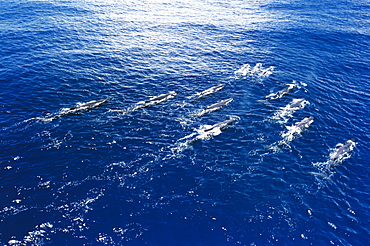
[1,0,369,245]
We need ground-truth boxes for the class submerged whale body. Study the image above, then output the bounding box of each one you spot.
[195,98,233,118]
[329,138,356,164]
[312,138,356,174]
[191,84,225,101]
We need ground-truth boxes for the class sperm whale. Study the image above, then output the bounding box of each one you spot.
[122,91,178,114]
[43,98,110,121]
[191,84,225,101]
[271,98,309,123]
[203,118,237,133]
[65,98,110,114]
[329,138,356,164]
[194,98,233,118]
[312,138,357,174]
[266,83,297,100]
[281,116,314,141]
[287,98,309,109]
[177,116,239,148]
[136,91,178,108]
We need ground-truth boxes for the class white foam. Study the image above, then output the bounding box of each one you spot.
[235,63,275,78]
[7,222,55,245]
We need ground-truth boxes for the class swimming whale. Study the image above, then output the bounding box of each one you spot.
[134,91,178,109]
[44,98,110,121]
[178,116,239,147]
[295,116,314,130]
[195,98,233,118]
[203,117,237,133]
[191,84,225,101]
[65,98,110,114]
[312,138,356,175]
[271,98,309,123]
[329,138,356,164]
[287,98,309,109]
[266,83,297,100]
[140,91,177,106]
[281,116,314,141]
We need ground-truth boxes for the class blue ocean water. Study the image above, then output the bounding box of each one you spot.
[1,0,369,245]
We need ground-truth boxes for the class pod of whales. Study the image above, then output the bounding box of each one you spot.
[38,63,355,176]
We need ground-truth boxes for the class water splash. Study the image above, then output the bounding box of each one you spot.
[235,63,275,78]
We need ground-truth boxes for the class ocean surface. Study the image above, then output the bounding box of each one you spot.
[1,0,369,245]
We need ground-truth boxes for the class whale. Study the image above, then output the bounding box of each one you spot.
[139,91,177,106]
[287,98,309,109]
[329,138,356,164]
[191,84,225,101]
[281,116,314,141]
[134,91,177,109]
[178,116,239,148]
[271,98,309,123]
[43,98,110,121]
[203,117,236,133]
[312,138,356,173]
[65,98,110,114]
[295,116,314,130]
[195,98,233,118]
[266,83,297,100]
[234,63,251,76]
